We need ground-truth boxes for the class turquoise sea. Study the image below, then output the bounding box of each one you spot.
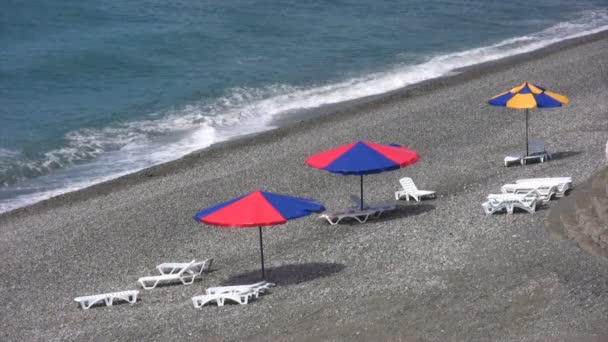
[1,0,608,212]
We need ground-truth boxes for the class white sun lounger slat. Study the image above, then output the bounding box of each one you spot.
[191,290,255,308]
[394,177,436,201]
[206,281,275,298]
[74,290,139,310]
[138,260,198,290]
[482,192,538,215]
[320,208,386,225]
[156,258,214,275]
[515,177,572,196]
[516,177,571,183]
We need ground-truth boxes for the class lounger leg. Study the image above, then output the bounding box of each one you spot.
[85,300,95,310]
[139,280,152,290]
[355,214,370,223]
[147,280,160,289]
[181,275,196,285]
[482,205,490,215]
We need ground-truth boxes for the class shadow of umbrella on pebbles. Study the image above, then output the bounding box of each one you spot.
[221,262,346,286]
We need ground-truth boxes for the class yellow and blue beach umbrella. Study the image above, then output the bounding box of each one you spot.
[488,82,568,156]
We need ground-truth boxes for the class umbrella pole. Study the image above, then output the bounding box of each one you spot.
[360,175,364,210]
[258,226,265,280]
[525,108,529,156]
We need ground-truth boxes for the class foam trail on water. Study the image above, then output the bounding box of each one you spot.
[1,9,608,213]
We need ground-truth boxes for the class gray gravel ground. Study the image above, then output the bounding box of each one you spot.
[1,33,608,342]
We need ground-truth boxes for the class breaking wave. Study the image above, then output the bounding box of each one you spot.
[1,9,607,213]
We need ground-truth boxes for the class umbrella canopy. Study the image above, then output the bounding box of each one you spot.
[488,81,569,109]
[488,81,568,155]
[194,191,324,279]
[306,141,419,209]
[306,141,419,175]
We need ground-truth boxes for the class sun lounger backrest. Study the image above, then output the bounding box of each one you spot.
[203,258,213,271]
[528,138,546,154]
[399,177,418,193]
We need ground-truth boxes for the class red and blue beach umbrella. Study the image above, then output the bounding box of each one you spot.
[194,190,324,279]
[306,141,419,210]
[488,81,568,156]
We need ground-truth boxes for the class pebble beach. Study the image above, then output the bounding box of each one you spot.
[1,32,608,341]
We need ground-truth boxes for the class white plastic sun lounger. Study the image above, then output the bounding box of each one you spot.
[349,195,397,212]
[156,258,214,275]
[482,191,538,215]
[320,208,384,225]
[504,139,551,166]
[74,290,139,310]
[394,177,436,201]
[206,281,275,299]
[515,177,572,197]
[138,260,197,290]
[191,290,255,308]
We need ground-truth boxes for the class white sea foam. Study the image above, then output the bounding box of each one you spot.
[1,9,608,214]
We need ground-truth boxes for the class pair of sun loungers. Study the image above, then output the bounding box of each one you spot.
[191,281,275,308]
[504,138,551,166]
[320,178,436,225]
[74,258,214,309]
[482,177,572,215]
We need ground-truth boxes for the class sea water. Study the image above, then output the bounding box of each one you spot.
[1,0,608,213]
